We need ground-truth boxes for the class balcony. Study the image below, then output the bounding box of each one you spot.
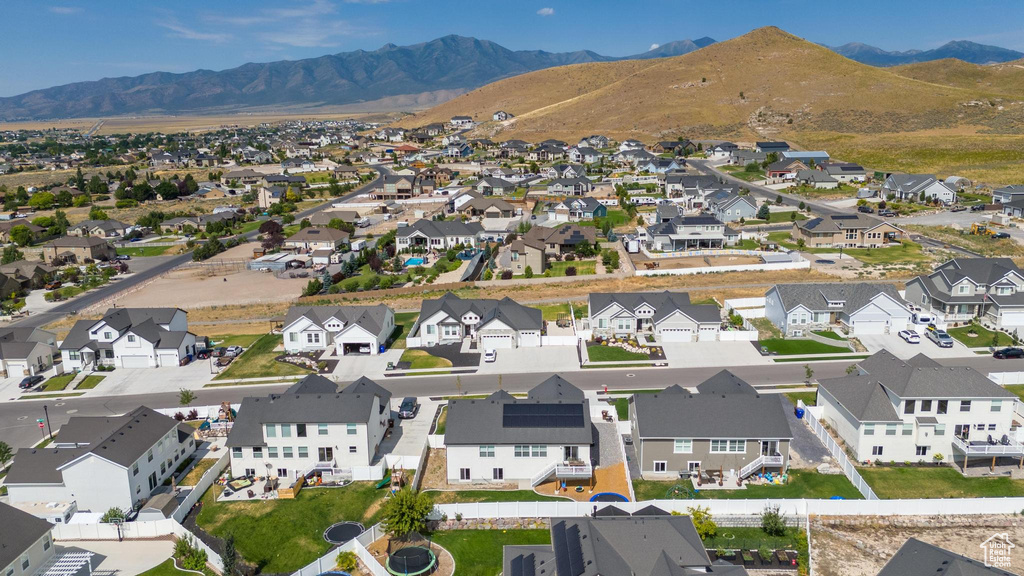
[739,453,785,479]
[952,435,1024,456]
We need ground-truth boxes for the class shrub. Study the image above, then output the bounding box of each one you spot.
[501,270,513,280]
[381,489,434,538]
[101,507,126,523]
[115,199,139,209]
[687,506,717,540]
[758,544,773,562]
[336,551,358,572]
[565,266,577,276]
[760,504,787,537]
[173,412,186,421]
[524,266,534,278]
[565,254,575,261]
[187,409,199,420]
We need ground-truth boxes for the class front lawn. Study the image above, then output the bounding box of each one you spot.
[784,390,818,407]
[117,245,172,257]
[434,406,447,435]
[720,165,766,182]
[632,469,862,501]
[587,345,650,362]
[400,349,453,369]
[390,312,419,348]
[41,374,75,392]
[859,466,1024,499]
[196,482,389,573]
[430,529,551,576]
[759,338,848,355]
[946,324,1014,348]
[213,334,311,380]
[426,490,566,503]
[811,330,845,341]
[75,375,105,390]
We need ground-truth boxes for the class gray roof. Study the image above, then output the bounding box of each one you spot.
[632,372,792,439]
[414,293,542,334]
[59,319,99,351]
[911,258,1024,306]
[589,291,720,324]
[284,304,393,337]
[798,213,897,233]
[770,283,907,314]
[877,538,1015,576]
[226,376,391,448]
[885,173,936,193]
[445,376,592,446]
[100,307,183,331]
[395,219,483,239]
[0,502,53,568]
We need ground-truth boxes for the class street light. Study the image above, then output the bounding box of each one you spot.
[43,404,53,439]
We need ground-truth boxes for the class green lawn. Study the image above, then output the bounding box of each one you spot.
[41,373,75,392]
[434,406,447,435]
[859,467,1024,498]
[765,231,932,266]
[427,490,566,504]
[759,338,848,355]
[75,375,105,390]
[209,334,263,348]
[390,312,419,348]
[775,354,869,362]
[720,165,766,182]
[946,324,1014,348]
[811,330,846,341]
[430,529,551,576]
[587,345,651,362]
[213,334,310,380]
[784,390,818,407]
[542,260,596,277]
[196,482,389,573]
[117,245,173,257]
[400,349,453,369]
[1006,385,1024,402]
[535,302,587,321]
[137,559,189,576]
[632,469,862,501]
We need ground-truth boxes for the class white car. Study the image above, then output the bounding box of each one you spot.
[898,330,920,344]
[483,349,497,363]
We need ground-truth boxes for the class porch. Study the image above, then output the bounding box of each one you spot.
[951,435,1024,472]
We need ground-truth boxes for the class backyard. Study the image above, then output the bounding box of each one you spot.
[390,312,419,348]
[539,260,597,278]
[213,334,311,380]
[116,245,174,257]
[759,338,848,355]
[945,324,1014,348]
[430,529,551,576]
[426,490,567,504]
[535,302,587,321]
[632,469,862,501]
[858,466,1024,499]
[137,559,191,576]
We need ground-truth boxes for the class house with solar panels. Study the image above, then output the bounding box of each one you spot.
[443,376,593,485]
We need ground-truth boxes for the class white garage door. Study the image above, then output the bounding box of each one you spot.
[480,334,514,349]
[660,328,693,342]
[697,328,718,342]
[7,361,28,376]
[854,320,887,335]
[1002,311,1024,327]
[121,355,150,368]
[519,332,541,347]
[158,353,178,367]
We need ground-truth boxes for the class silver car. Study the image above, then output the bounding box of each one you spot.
[926,329,954,348]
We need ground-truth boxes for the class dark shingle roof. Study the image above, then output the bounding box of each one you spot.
[0,502,53,568]
[414,293,541,334]
[877,538,1015,576]
[284,304,392,338]
[771,283,907,314]
[589,291,720,324]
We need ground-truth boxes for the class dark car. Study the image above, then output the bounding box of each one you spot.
[994,347,1024,359]
[398,397,418,419]
[211,347,227,358]
[993,232,1011,239]
[19,375,45,389]
[971,204,986,212]
[857,205,874,214]
[196,349,211,360]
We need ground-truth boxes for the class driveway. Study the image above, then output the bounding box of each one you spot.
[780,395,831,469]
[376,397,439,463]
[662,341,770,368]
[88,360,217,396]
[476,345,580,375]
[857,334,975,359]
[331,349,403,381]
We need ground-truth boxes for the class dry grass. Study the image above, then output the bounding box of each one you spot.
[0,111,399,135]
[892,58,1024,99]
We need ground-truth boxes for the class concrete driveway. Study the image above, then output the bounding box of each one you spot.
[858,334,975,359]
[88,360,217,396]
[662,341,770,368]
[331,349,403,381]
[377,397,439,463]
[476,345,580,375]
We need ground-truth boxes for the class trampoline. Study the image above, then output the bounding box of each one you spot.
[386,546,437,576]
[590,492,629,502]
[323,521,364,545]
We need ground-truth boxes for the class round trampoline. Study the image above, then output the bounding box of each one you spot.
[589,492,629,502]
[323,521,364,545]
[386,546,437,576]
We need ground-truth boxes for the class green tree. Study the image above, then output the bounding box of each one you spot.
[1,245,24,264]
[27,192,55,210]
[100,507,126,523]
[178,388,196,406]
[9,225,33,247]
[756,203,770,221]
[524,265,534,278]
[760,505,787,537]
[55,189,74,207]
[299,218,312,230]
[303,278,323,296]
[687,506,717,540]
[381,489,433,538]
[89,206,109,220]
[74,167,86,190]
[88,175,107,195]
[0,440,12,471]
[804,364,814,382]
[222,534,237,576]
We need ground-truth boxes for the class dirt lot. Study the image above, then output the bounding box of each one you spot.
[811,515,1024,576]
[632,254,764,270]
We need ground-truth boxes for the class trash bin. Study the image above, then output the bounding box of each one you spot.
[794,407,805,419]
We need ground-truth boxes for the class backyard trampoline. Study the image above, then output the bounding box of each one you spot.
[590,492,629,502]
[323,521,364,545]
[386,546,437,576]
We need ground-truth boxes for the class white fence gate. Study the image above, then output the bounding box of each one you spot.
[803,406,878,500]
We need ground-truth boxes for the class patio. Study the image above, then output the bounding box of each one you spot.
[218,477,280,501]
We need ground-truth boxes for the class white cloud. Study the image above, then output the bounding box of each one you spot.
[200,0,374,48]
[49,6,82,15]
[157,20,231,43]
[649,43,660,51]
[537,7,554,16]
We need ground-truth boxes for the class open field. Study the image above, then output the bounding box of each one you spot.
[904,225,1024,258]
[632,254,763,271]
[0,111,397,135]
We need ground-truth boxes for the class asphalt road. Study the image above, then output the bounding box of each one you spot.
[10,167,386,329]
[4,354,1022,450]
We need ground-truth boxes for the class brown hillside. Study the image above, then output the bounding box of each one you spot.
[403,27,1021,142]
[891,58,1024,98]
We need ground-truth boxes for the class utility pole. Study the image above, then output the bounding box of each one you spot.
[43,405,53,440]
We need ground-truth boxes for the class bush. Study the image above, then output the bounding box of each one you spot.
[761,504,787,537]
[687,506,717,540]
[173,412,186,421]
[565,254,575,262]
[524,266,534,278]
[500,270,513,280]
[379,276,395,289]
[565,266,577,276]
[336,551,358,572]
[100,507,126,523]
[115,199,139,209]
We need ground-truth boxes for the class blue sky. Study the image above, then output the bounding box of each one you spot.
[2,0,1023,97]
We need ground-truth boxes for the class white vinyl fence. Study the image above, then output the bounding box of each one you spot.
[803,407,878,500]
[989,371,1024,385]
[718,330,758,341]
[173,452,230,523]
[636,259,809,277]
[53,520,224,571]
[293,523,387,576]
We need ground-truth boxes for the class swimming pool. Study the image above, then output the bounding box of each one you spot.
[405,257,425,266]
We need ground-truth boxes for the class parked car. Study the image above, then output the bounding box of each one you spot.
[911,312,933,326]
[950,206,967,212]
[398,397,418,419]
[19,375,45,389]
[484,349,497,363]
[196,348,211,360]
[971,204,986,212]
[993,232,1011,239]
[116,254,132,261]
[926,329,954,348]
[211,347,227,358]
[878,210,896,217]
[225,345,243,357]
[857,205,874,214]
[898,330,920,344]
[43,281,61,290]
[994,347,1024,359]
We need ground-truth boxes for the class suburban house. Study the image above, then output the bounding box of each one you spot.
[458,196,516,220]
[0,219,45,243]
[817,351,1020,466]
[40,236,116,264]
[475,177,516,196]
[444,376,593,485]
[708,142,738,159]
[630,371,792,480]
[0,261,54,292]
[283,227,349,252]
[819,162,868,183]
[546,197,607,222]
[504,509,747,576]
[544,164,586,179]
[730,149,768,166]
[878,539,1015,576]
[765,159,808,181]
[395,220,482,251]
[639,158,684,174]
[882,174,957,203]
[795,169,839,189]
[647,215,738,251]
[0,326,58,377]
[589,291,721,342]
[309,209,359,227]
[546,176,594,196]
[524,223,597,255]
[281,158,316,172]
[373,174,433,200]
[1000,199,1024,218]
[905,258,1024,328]
[258,185,286,208]
[5,406,197,513]
[227,375,391,481]
[450,115,473,128]
[492,110,513,121]
[506,237,546,275]
[765,283,911,336]
[59,307,198,370]
[282,304,395,356]
[0,502,56,576]
[792,214,906,248]
[756,141,790,153]
[707,191,757,223]
[408,293,543,349]
[993,185,1024,204]
[567,146,603,164]
[67,219,129,238]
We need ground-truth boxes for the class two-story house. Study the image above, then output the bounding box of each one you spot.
[706,191,757,223]
[630,371,792,481]
[282,227,350,252]
[524,224,597,256]
[444,376,593,485]
[227,376,392,482]
[905,258,1024,328]
[0,503,57,576]
[59,308,197,370]
[546,176,594,196]
[589,291,721,342]
[475,177,516,196]
[792,214,906,248]
[765,283,912,336]
[646,215,738,251]
[395,220,482,251]
[408,293,542,349]
[282,304,395,356]
[546,197,607,222]
[817,351,1020,468]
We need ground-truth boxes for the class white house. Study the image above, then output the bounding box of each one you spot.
[764,283,911,336]
[0,503,56,576]
[5,406,197,513]
[444,376,593,485]
[282,304,395,356]
[0,326,58,378]
[226,376,391,481]
[588,291,722,342]
[395,220,482,251]
[882,174,957,203]
[59,308,197,369]
[408,293,542,349]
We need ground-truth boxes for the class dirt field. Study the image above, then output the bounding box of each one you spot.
[634,254,764,270]
[811,515,1024,576]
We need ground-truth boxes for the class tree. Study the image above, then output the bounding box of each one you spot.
[790,211,797,221]
[846,364,857,375]
[303,279,323,296]
[74,167,86,191]
[1,245,23,265]
[524,265,534,278]
[259,220,283,236]
[0,440,12,471]
[756,203,770,221]
[335,551,357,572]
[55,189,74,207]
[222,534,237,576]
[804,364,814,382]
[27,192,54,210]
[89,206,109,220]
[760,505,787,537]
[798,201,806,210]
[381,489,433,538]
[101,507,126,523]
[88,175,106,195]
[9,225,33,247]
[179,388,196,406]
[687,506,717,540]
[796,238,806,250]
[529,161,539,174]
[299,218,312,230]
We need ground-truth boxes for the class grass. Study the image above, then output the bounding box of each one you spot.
[19,392,85,399]
[116,245,172,257]
[766,231,933,266]
[704,527,809,570]
[390,312,419,348]
[196,482,388,573]
[774,355,869,362]
[535,302,587,321]
[400,349,453,369]
[811,330,846,341]
[434,406,447,435]
[587,345,651,362]
[632,469,862,501]
[426,490,566,503]
[75,375,105,389]
[582,363,657,369]
[542,260,597,277]
[1005,385,1024,401]
[749,317,782,339]
[213,334,310,380]
[759,338,848,355]
[41,373,75,392]
[784,390,818,407]
[137,559,190,576]
[430,529,551,576]
[945,324,1015,348]
[859,467,1024,499]
[179,458,218,486]
[210,334,263,348]
[611,397,630,420]
[719,165,766,182]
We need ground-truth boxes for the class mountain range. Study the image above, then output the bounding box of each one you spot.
[0,33,1021,121]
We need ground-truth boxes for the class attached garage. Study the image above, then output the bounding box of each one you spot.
[852,320,887,335]
[697,327,719,342]
[660,328,694,342]
[1001,311,1024,328]
[340,342,374,355]
[121,355,151,368]
[519,331,541,347]
[158,352,178,367]
[6,360,29,376]
[480,334,515,349]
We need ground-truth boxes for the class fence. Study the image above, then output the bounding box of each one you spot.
[541,335,580,346]
[172,451,230,523]
[53,519,224,572]
[723,297,767,312]
[636,259,810,277]
[293,522,386,576]
[718,330,758,342]
[427,434,445,449]
[989,371,1024,385]
[803,407,878,500]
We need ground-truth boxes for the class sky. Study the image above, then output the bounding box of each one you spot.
[2,0,1024,97]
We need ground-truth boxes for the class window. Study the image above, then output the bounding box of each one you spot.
[265,424,276,438]
[514,445,529,458]
[306,333,320,344]
[160,462,166,474]
[128,335,136,343]
[710,440,745,453]
[975,424,985,431]
[921,400,932,412]
[21,555,29,570]
[904,400,915,414]
[43,535,51,551]
[298,447,308,458]
[268,447,278,458]
[674,439,692,454]
[253,447,262,458]
[654,461,667,473]
[245,468,256,477]
[7,566,14,576]
[426,325,435,335]
[69,351,79,360]
[460,468,470,481]
[992,400,1003,412]
[935,424,946,436]
[105,350,114,359]
[283,447,293,459]
[961,401,972,412]
[531,445,547,457]
[147,449,153,462]
[296,424,307,437]
[318,424,329,436]
[289,333,298,342]
[937,400,948,415]
[277,468,288,478]
[349,446,357,453]
[864,424,874,436]
[479,445,495,458]
[958,284,969,294]
[885,424,897,436]
[492,468,504,480]
[347,424,357,435]
[149,472,158,490]
[989,424,997,431]
[103,331,112,339]
[902,424,913,436]
[916,446,929,456]
[132,463,139,476]
[280,424,292,437]
[232,447,243,458]
[872,446,883,456]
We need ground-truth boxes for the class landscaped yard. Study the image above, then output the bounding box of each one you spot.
[117,245,173,257]
[137,559,190,576]
[426,490,566,504]
[213,334,310,380]
[765,231,933,267]
[41,373,75,392]
[196,482,389,573]
[811,330,845,341]
[75,375,105,389]
[759,338,848,355]
[858,466,1024,499]
[543,260,596,277]
[703,526,809,572]
[390,312,419,348]
[400,349,453,369]
[946,324,1015,348]
[430,529,551,576]
[632,469,862,501]
[587,344,651,362]
[179,458,218,486]
[535,302,587,321]
[210,334,263,348]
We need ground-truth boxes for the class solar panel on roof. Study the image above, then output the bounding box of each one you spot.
[552,522,572,576]
[565,524,586,576]
[503,403,584,428]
